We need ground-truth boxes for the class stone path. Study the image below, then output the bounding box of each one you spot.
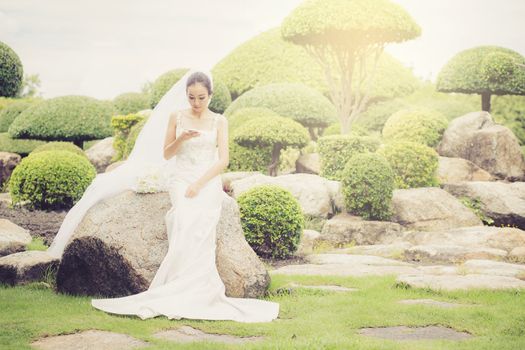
[31,330,150,350]
[153,325,264,344]
[397,299,468,308]
[358,325,472,341]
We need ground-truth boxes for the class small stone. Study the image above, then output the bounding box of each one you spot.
[31,329,150,350]
[286,282,357,292]
[153,325,264,344]
[359,325,472,341]
[397,273,525,291]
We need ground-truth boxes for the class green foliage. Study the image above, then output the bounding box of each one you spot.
[377,140,439,189]
[318,134,381,180]
[492,95,525,145]
[281,0,421,46]
[125,118,147,158]
[7,95,116,144]
[233,115,310,149]
[321,122,371,137]
[0,41,24,97]
[237,185,304,259]
[110,113,145,161]
[227,140,272,174]
[437,46,525,95]
[228,107,280,133]
[341,152,394,220]
[0,132,47,156]
[148,68,189,108]
[0,98,41,132]
[225,83,337,129]
[31,141,86,158]
[112,92,150,115]
[382,107,448,147]
[208,80,231,114]
[8,150,96,210]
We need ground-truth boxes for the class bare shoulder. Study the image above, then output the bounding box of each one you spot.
[214,112,227,126]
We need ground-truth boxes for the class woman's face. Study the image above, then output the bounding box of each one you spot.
[186,82,211,113]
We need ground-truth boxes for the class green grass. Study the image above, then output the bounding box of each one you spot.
[1,274,524,349]
[25,237,48,251]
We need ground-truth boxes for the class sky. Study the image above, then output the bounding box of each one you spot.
[1,0,524,100]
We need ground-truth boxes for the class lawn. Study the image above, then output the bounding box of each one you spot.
[1,273,524,349]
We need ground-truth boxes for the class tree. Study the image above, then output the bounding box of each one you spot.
[281,0,420,134]
[17,73,42,98]
[436,46,525,112]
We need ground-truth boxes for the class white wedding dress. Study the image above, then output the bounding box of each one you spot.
[91,111,280,323]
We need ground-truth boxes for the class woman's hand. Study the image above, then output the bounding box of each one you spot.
[179,129,201,142]
[185,182,203,198]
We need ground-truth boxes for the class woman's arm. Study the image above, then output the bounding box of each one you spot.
[163,111,186,160]
[186,115,229,196]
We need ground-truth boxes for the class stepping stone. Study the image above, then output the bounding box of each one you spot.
[31,329,150,349]
[397,274,525,291]
[333,242,412,259]
[358,325,472,341]
[404,244,507,263]
[462,259,525,278]
[306,254,412,266]
[0,250,59,286]
[270,263,420,277]
[398,299,466,308]
[153,325,264,344]
[281,282,357,292]
[0,218,32,257]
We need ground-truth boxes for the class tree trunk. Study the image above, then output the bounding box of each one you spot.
[268,145,282,177]
[481,92,491,112]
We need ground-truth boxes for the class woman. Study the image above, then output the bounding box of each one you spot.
[49,69,280,323]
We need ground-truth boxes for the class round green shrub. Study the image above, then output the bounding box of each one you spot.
[225,83,337,129]
[228,140,272,173]
[31,141,86,158]
[0,132,47,156]
[149,68,189,108]
[125,117,147,158]
[341,152,394,220]
[0,98,41,132]
[113,92,150,115]
[7,95,115,146]
[318,134,381,180]
[8,150,97,210]
[0,41,24,97]
[382,107,448,147]
[377,140,439,189]
[208,80,231,114]
[237,185,304,259]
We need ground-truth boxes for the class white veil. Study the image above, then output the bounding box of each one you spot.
[46,67,214,258]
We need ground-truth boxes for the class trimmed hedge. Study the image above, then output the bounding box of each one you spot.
[382,107,448,147]
[0,132,47,156]
[110,113,146,161]
[0,98,42,132]
[208,80,231,114]
[148,68,189,108]
[113,92,150,115]
[125,117,148,158]
[31,141,87,158]
[237,184,304,259]
[377,140,439,189]
[8,150,97,210]
[0,41,24,97]
[228,107,281,132]
[318,134,381,180]
[341,152,395,220]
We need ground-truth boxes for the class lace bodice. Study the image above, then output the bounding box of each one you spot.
[173,111,219,169]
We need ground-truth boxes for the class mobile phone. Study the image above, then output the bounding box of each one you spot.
[187,128,200,134]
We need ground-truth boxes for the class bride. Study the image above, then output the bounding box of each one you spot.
[46,68,280,323]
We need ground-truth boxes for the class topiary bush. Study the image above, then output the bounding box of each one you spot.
[377,140,439,189]
[237,184,304,259]
[110,113,146,161]
[233,115,310,176]
[7,95,116,148]
[341,152,395,220]
[8,150,97,210]
[318,134,381,180]
[225,82,337,138]
[148,68,189,108]
[0,98,41,132]
[125,117,148,158]
[0,132,47,156]
[0,41,24,98]
[228,107,280,132]
[31,141,86,158]
[382,107,448,147]
[112,92,150,115]
[208,80,231,114]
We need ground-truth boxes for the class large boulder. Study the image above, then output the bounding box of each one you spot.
[437,156,493,183]
[221,171,261,194]
[85,137,116,173]
[437,111,525,181]
[392,187,482,231]
[56,190,270,298]
[0,219,32,257]
[230,173,340,218]
[0,250,60,285]
[0,151,20,187]
[443,181,525,229]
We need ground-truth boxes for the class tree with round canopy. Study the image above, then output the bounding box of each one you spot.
[281,0,421,134]
[0,41,24,98]
[436,46,525,112]
[233,115,310,176]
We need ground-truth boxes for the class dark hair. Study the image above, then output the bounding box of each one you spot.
[186,71,213,95]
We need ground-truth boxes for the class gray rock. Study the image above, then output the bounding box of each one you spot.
[397,273,525,290]
[31,329,150,350]
[0,151,20,187]
[295,229,321,256]
[153,325,264,344]
[462,259,525,278]
[0,218,32,256]
[335,242,412,259]
[0,250,59,286]
[437,156,493,183]
[509,246,525,262]
[404,244,507,263]
[359,325,472,341]
[56,191,270,298]
[443,181,525,229]
[85,137,116,173]
[437,111,525,181]
[295,152,320,174]
[221,171,261,194]
[392,187,482,231]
